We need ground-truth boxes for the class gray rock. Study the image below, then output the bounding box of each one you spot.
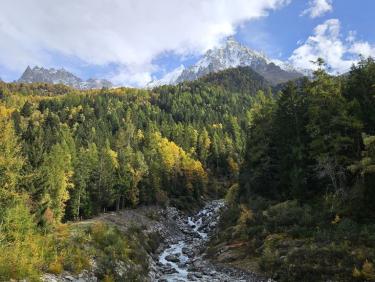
[194,272,203,278]
[165,254,180,263]
[18,66,113,90]
[182,247,195,258]
[162,266,178,274]
[187,273,197,281]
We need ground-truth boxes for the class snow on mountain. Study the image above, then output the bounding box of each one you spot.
[147,65,185,87]
[149,36,304,86]
[80,78,113,90]
[18,66,113,89]
[272,59,313,77]
[272,59,297,72]
[16,38,308,89]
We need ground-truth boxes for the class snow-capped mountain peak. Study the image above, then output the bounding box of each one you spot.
[149,37,304,87]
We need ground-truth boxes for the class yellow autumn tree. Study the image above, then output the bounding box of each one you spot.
[41,142,74,223]
[0,105,24,192]
[151,132,207,199]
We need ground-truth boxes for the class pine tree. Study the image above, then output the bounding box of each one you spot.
[306,61,362,196]
[343,57,375,134]
[40,141,74,222]
[239,90,277,200]
[274,81,309,199]
[197,128,211,165]
[68,143,99,219]
[96,140,119,212]
[349,134,375,219]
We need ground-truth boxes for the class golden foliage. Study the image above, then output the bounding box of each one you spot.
[43,207,55,226]
[152,132,207,185]
[0,108,24,191]
[238,204,254,226]
[352,260,375,281]
[48,259,64,275]
[228,157,240,176]
[331,214,341,224]
[362,260,375,280]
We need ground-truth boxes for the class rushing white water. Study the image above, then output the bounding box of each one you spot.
[155,200,265,281]
[158,241,190,280]
[187,216,206,239]
[157,200,226,281]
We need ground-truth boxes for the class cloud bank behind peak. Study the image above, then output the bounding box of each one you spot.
[0,0,290,86]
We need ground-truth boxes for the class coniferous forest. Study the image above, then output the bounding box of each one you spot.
[1,59,375,281]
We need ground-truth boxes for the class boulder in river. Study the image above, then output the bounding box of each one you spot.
[161,264,178,274]
[187,273,197,281]
[165,254,180,263]
[182,247,195,258]
[177,261,187,268]
[194,272,203,278]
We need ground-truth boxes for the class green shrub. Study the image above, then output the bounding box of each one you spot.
[225,183,240,206]
[145,231,162,253]
[63,247,91,274]
[87,222,149,280]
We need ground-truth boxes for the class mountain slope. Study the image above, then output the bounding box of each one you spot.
[199,66,270,94]
[18,66,113,89]
[149,37,303,87]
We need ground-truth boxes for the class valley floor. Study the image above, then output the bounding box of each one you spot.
[43,200,269,282]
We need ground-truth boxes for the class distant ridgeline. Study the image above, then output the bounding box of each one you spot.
[0,58,375,281]
[17,65,113,90]
[8,38,305,91]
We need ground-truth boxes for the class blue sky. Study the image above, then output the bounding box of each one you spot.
[237,0,375,59]
[0,0,374,86]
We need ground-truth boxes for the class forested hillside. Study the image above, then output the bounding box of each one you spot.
[0,58,375,281]
[210,58,375,282]
[0,67,267,280]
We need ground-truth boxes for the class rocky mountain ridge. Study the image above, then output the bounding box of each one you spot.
[18,66,113,90]
[148,37,305,87]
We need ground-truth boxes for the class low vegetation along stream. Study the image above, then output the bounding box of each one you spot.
[41,199,269,282]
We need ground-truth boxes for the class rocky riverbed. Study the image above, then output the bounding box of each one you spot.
[43,200,270,282]
[152,200,269,282]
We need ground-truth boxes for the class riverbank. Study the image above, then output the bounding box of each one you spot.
[43,200,269,281]
[208,196,375,282]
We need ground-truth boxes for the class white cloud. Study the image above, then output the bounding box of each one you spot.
[289,19,375,74]
[111,65,154,87]
[0,0,290,86]
[301,0,333,18]
[350,42,375,59]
